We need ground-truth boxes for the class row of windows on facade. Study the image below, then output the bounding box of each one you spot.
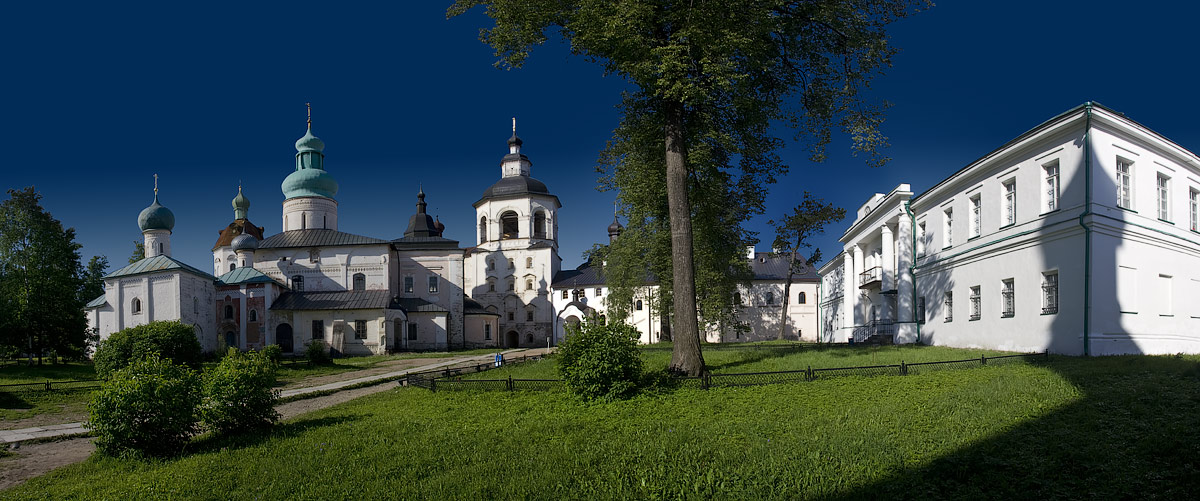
[1116,158,1200,231]
[128,297,261,324]
[487,256,537,271]
[734,291,808,306]
[918,271,1058,323]
[308,319,372,341]
[917,157,1200,256]
[287,273,374,292]
[478,210,549,243]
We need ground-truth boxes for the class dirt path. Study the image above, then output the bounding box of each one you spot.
[279,357,468,391]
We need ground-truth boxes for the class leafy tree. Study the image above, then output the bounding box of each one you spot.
[450,0,925,375]
[201,348,280,433]
[88,353,201,458]
[128,240,145,264]
[769,192,845,340]
[93,320,202,378]
[78,255,108,304]
[0,187,89,363]
[557,320,644,401]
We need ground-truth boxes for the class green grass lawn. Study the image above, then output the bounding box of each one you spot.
[0,362,98,424]
[8,349,1200,499]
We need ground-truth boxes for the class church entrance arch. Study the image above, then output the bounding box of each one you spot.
[277,324,294,353]
[506,330,519,348]
[224,331,237,349]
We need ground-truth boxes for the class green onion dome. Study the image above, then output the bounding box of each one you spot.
[138,194,175,232]
[282,168,339,199]
[294,127,325,153]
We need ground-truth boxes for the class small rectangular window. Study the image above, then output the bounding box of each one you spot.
[312,320,324,340]
[969,195,981,238]
[354,320,367,340]
[1159,274,1173,316]
[408,323,417,341]
[1001,279,1015,318]
[403,276,413,293]
[484,324,491,340]
[969,286,981,321]
[944,292,953,322]
[595,287,603,297]
[1157,174,1171,221]
[561,290,568,299]
[1044,161,1060,212]
[917,297,926,324]
[526,310,534,322]
[918,222,927,257]
[1042,271,1059,314]
[1117,158,1133,209]
[1002,179,1016,227]
[428,276,439,294]
[944,209,954,248]
[1190,190,1199,231]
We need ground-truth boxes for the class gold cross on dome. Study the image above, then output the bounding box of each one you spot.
[306,102,312,127]
[153,173,158,196]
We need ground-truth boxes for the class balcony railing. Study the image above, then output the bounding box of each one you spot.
[859,266,882,288]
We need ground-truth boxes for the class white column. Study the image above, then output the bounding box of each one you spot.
[881,224,894,292]
[842,251,855,334]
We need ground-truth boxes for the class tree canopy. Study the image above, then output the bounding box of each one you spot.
[450,0,926,375]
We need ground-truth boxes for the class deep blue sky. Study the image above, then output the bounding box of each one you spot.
[3,1,1195,275]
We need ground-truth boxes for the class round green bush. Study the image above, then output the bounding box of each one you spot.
[201,348,280,434]
[93,320,202,379]
[260,344,283,364]
[87,354,201,458]
[306,339,331,365]
[556,320,644,401]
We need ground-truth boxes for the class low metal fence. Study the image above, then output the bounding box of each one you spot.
[0,379,102,393]
[412,351,1050,393]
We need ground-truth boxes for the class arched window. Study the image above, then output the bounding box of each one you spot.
[526,308,534,321]
[507,279,515,291]
[249,309,258,322]
[229,263,236,272]
[526,279,534,291]
[508,258,514,269]
[533,210,546,238]
[131,297,142,314]
[479,216,488,243]
[500,211,519,239]
[526,257,533,268]
[487,258,495,271]
[798,292,807,304]
[158,243,164,254]
[734,292,742,305]
[765,292,775,305]
[353,273,366,291]
[488,279,496,292]
[224,305,234,320]
[526,333,534,343]
[292,275,304,291]
[193,297,199,314]
[635,300,643,311]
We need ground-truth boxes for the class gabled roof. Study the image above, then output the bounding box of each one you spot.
[552,263,608,288]
[750,252,818,281]
[271,290,397,311]
[104,255,215,280]
[216,267,282,286]
[396,297,450,314]
[463,296,499,316]
[258,229,388,249]
[84,294,107,309]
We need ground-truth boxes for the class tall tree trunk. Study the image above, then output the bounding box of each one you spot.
[664,101,705,376]
[778,247,798,341]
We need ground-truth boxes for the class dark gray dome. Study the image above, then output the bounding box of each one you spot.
[480,176,551,200]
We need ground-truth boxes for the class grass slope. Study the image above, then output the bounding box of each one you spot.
[0,363,97,424]
[7,351,1200,499]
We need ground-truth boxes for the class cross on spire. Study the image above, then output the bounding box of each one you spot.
[306,102,312,128]
[153,173,159,197]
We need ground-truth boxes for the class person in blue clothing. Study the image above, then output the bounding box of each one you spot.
[495,352,504,367]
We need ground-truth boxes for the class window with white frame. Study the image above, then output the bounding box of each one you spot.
[484,324,492,340]
[428,276,439,293]
[1157,174,1170,221]
[1117,158,1133,209]
[969,195,981,238]
[1002,179,1016,227]
[403,276,413,293]
[1044,161,1060,212]
[1001,279,1015,317]
[943,292,953,322]
[918,222,927,257]
[1191,190,1199,231]
[1042,271,1058,314]
[969,286,981,320]
[943,209,953,248]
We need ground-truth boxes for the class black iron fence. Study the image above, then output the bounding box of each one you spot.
[412,351,1050,393]
[0,379,102,393]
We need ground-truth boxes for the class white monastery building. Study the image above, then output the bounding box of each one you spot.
[86,114,817,354]
[819,102,1200,356]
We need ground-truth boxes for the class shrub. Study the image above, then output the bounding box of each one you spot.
[260,344,283,364]
[201,348,280,434]
[93,320,202,378]
[306,339,331,365]
[556,320,644,401]
[88,354,201,458]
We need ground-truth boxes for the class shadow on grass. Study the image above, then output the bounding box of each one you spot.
[829,355,1200,499]
[187,414,365,456]
[0,392,33,410]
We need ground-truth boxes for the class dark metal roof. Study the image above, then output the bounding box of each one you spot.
[750,252,818,281]
[216,267,282,286]
[474,176,560,207]
[391,235,461,251]
[104,255,215,280]
[271,290,397,311]
[259,229,388,249]
[396,297,449,313]
[551,263,607,288]
[463,296,499,316]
